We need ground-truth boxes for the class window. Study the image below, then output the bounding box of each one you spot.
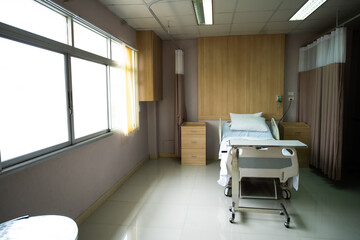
[71,57,108,139]
[73,22,108,58]
[0,0,68,44]
[0,0,138,171]
[0,37,68,163]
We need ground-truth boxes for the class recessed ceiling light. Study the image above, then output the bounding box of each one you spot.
[289,0,327,21]
[192,0,213,25]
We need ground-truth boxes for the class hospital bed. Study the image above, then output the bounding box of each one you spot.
[217,115,306,227]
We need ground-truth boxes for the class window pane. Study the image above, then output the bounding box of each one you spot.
[0,37,69,161]
[0,0,68,44]
[73,22,108,58]
[111,40,125,63]
[110,67,126,130]
[71,57,108,139]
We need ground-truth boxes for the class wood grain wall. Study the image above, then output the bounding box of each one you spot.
[198,34,285,120]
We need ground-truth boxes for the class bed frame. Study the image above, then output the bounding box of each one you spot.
[228,140,306,228]
[218,118,307,228]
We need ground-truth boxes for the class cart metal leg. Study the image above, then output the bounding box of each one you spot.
[228,147,292,228]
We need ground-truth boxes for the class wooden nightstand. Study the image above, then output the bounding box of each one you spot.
[279,122,311,168]
[181,122,206,165]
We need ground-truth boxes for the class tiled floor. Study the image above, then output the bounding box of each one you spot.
[79,158,360,240]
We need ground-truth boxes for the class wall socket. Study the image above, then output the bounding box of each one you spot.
[288,97,294,101]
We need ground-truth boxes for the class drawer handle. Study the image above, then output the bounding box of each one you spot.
[191,155,197,158]
[191,130,197,133]
[191,140,197,143]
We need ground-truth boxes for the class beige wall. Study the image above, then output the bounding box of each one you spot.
[160,34,317,158]
[0,0,148,222]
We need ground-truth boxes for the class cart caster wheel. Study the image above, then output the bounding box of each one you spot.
[229,218,234,223]
[284,222,290,228]
[224,187,232,197]
[280,211,284,215]
[229,207,232,212]
[281,189,291,199]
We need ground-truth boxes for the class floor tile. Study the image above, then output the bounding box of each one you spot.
[78,159,360,240]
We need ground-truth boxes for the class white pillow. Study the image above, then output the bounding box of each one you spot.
[230,112,262,119]
[230,116,268,132]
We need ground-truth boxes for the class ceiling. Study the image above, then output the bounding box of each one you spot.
[99,0,360,40]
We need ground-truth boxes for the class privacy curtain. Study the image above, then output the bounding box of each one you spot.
[174,49,186,157]
[297,28,346,180]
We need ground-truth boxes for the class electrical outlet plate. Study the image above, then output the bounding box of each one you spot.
[289,97,294,101]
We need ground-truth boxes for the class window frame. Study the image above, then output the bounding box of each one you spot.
[0,0,137,173]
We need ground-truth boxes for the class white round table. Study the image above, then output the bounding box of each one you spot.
[0,215,78,240]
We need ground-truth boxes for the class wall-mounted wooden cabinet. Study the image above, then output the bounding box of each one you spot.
[136,30,162,101]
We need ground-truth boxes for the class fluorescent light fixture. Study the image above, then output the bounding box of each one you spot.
[289,0,327,21]
[192,0,213,25]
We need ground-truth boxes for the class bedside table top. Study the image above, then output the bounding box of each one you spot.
[181,122,206,127]
[280,122,309,128]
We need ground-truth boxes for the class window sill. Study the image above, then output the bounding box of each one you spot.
[0,132,113,178]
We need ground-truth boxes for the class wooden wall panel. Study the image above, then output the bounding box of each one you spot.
[198,37,229,119]
[198,34,285,120]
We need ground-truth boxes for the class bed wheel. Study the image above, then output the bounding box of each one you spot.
[284,222,290,228]
[229,213,235,223]
[281,189,291,199]
[224,186,232,197]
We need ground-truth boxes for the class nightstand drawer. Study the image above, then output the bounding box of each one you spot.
[181,148,206,165]
[181,127,206,135]
[181,122,206,165]
[181,135,205,148]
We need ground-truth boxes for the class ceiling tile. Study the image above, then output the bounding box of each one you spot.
[199,24,231,34]
[110,4,152,18]
[166,26,199,35]
[98,0,360,40]
[233,11,273,23]
[172,33,200,40]
[151,1,194,17]
[230,31,261,36]
[324,0,360,7]
[296,19,334,32]
[278,0,307,10]
[231,22,264,32]
[270,9,297,22]
[200,32,230,37]
[262,21,299,32]
[158,15,197,27]
[306,7,338,20]
[125,18,159,29]
[100,0,144,5]
[236,0,283,12]
[214,13,234,24]
[213,0,237,13]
